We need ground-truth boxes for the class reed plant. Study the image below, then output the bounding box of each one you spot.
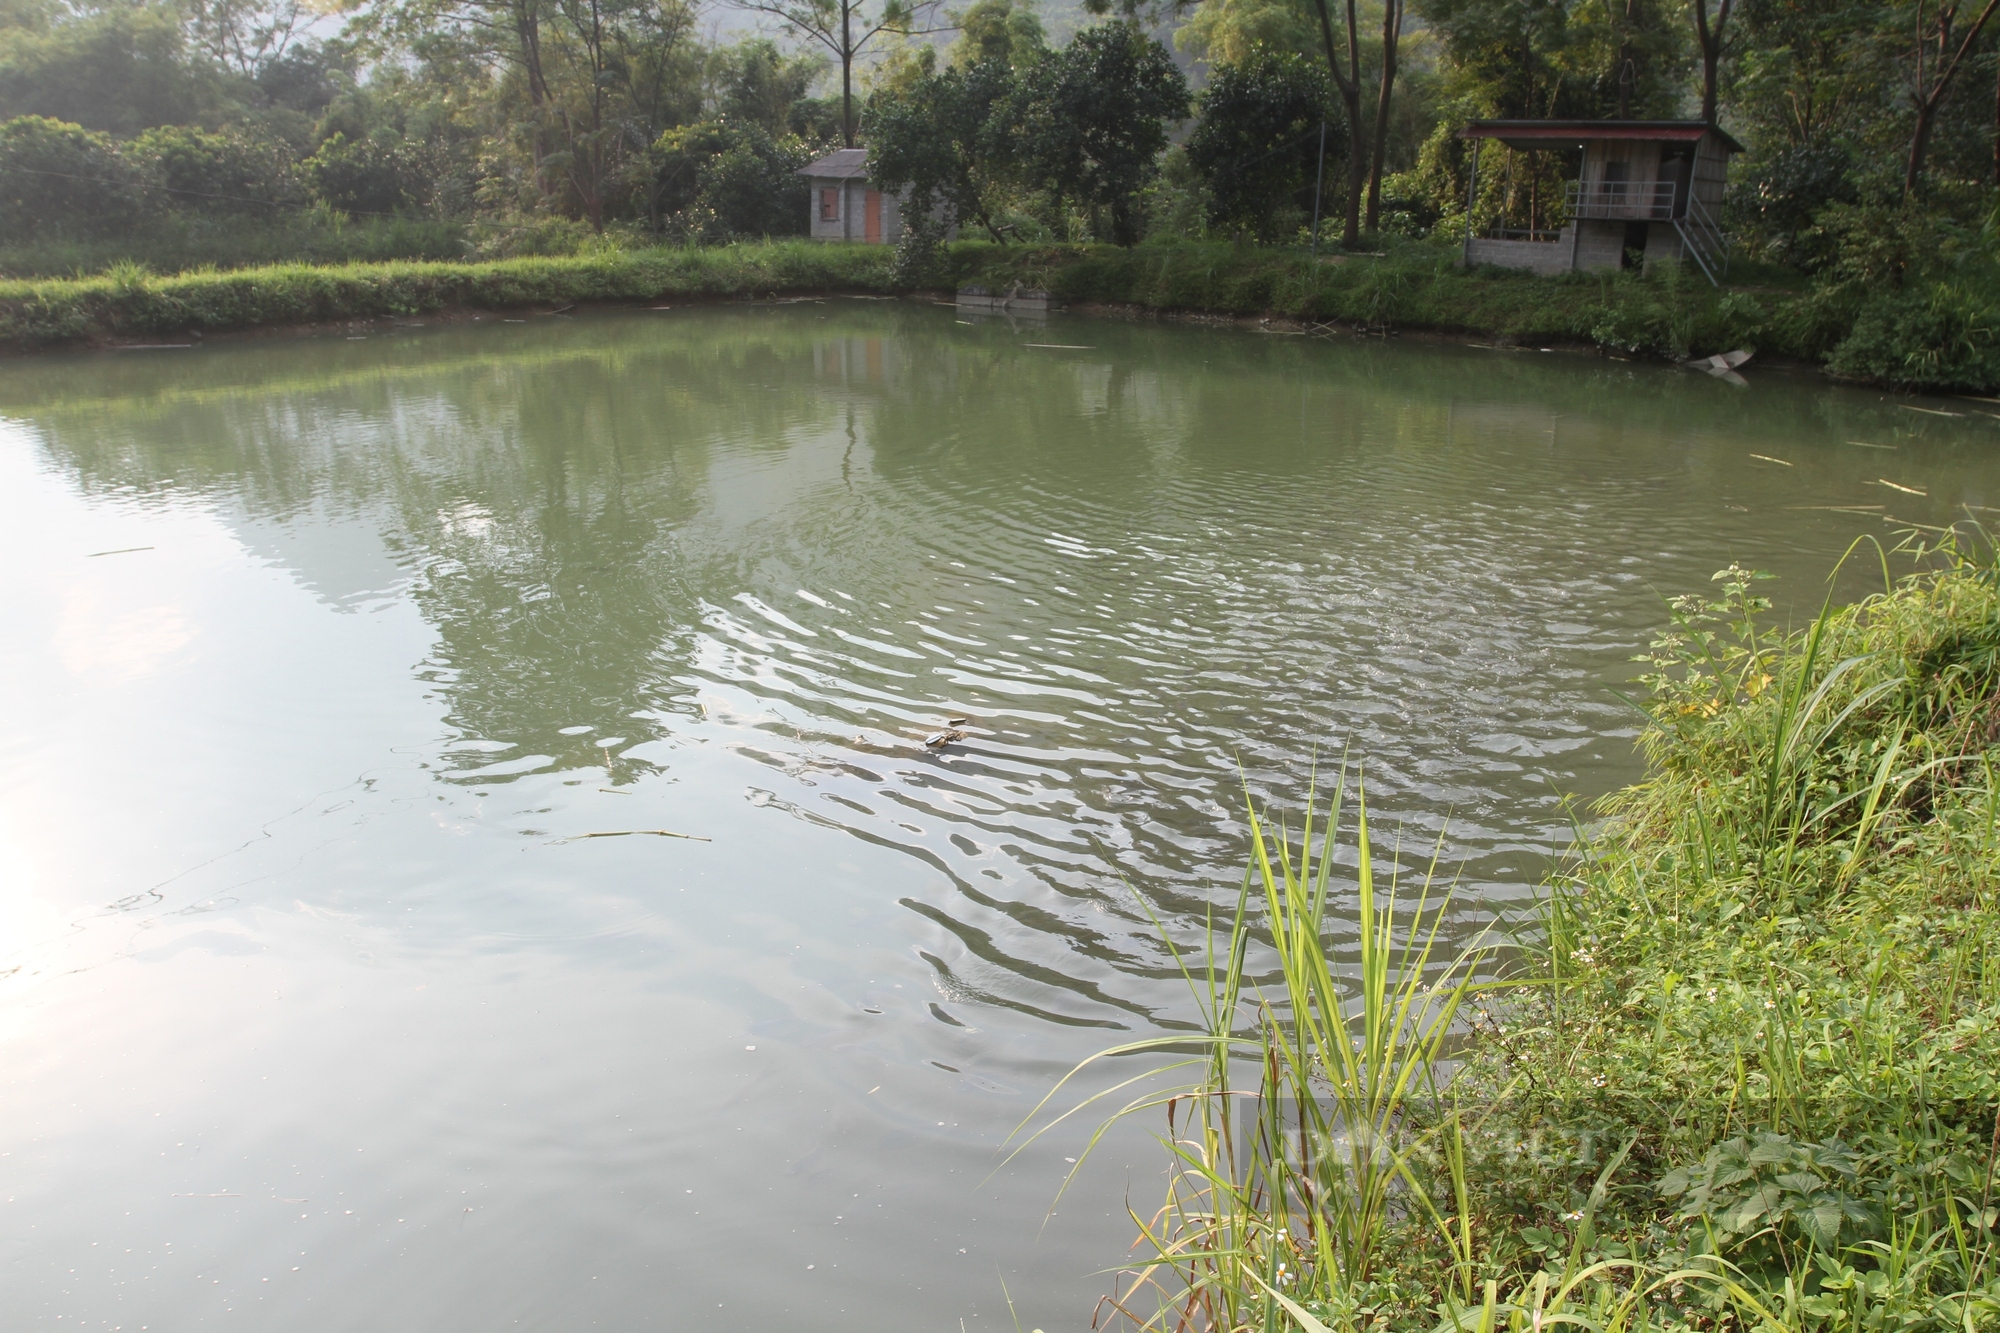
[1015,775,1501,1332]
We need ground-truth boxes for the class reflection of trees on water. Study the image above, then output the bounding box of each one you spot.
[3,307,1979,1022]
[4,310,1154,784]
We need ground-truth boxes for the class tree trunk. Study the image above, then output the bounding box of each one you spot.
[1307,0,1365,248]
[1364,0,1400,230]
[517,0,552,197]
[1908,99,1944,196]
[841,0,856,147]
[1692,0,1732,126]
[1905,0,2000,196]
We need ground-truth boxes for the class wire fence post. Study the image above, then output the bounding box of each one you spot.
[1309,120,1328,255]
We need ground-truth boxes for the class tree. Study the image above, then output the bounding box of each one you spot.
[1691,0,1733,124]
[1011,23,1188,245]
[1186,51,1339,240]
[634,116,814,236]
[1304,0,1366,246]
[946,0,1044,68]
[1903,0,2000,196]
[731,0,946,146]
[709,37,824,134]
[304,130,425,214]
[1365,0,1403,230]
[185,0,309,77]
[866,55,1020,239]
[0,1,224,133]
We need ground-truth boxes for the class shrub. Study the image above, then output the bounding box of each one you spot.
[631,118,814,241]
[304,132,425,216]
[0,115,144,239]
[1829,278,2000,390]
[128,125,300,216]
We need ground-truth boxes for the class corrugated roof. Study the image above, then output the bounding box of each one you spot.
[1458,120,1747,154]
[798,148,869,180]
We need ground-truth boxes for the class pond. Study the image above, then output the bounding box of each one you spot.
[1,303,1993,1331]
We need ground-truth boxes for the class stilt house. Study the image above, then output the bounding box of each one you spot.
[1456,121,1744,284]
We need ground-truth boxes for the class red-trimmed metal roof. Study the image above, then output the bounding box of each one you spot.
[1458,120,1747,154]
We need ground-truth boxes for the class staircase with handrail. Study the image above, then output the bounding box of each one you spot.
[1561,178,1728,285]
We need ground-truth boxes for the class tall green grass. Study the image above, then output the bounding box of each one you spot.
[0,241,897,350]
[1015,775,1498,1332]
[948,240,1821,366]
[1034,529,2000,1333]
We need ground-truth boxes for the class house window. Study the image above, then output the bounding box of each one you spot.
[820,188,840,222]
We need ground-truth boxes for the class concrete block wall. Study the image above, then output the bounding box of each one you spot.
[1643,222,1687,271]
[1463,235,1574,276]
[1572,219,1628,272]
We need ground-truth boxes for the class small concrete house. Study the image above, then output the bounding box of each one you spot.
[798,148,907,244]
[1456,120,1745,283]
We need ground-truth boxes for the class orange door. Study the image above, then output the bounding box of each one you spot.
[864,190,882,244]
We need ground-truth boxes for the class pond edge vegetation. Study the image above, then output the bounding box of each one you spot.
[1024,529,2000,1333]
[0,237,1988,397]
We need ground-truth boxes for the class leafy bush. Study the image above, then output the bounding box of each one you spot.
[1729,140,1858,270]
[1829,278,2000,390]
[633,118,813,241]
[129,125,300,216]
[0,115,144,239]
[304,132,426,216]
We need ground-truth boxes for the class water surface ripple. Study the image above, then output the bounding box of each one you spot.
[1,305,1990,1331]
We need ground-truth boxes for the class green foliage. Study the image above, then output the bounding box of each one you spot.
[303,130,426,216]
[951,240,1788,360]
[1018,773,1492,1329]
[1659,1134,1874,1254]
[633,118,814,240]
[1047,537,2000,1332]
[1009,23,1189,246]
[865,56,1018,241]
[0,114,144,239]
[0,240,895,348]
[0,214,467,279]
[1185,52,1338,242]
[0,0,223,133]
[130,124,299,215]
[1829,277,2000,391]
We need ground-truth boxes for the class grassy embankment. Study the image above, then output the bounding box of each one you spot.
[0,241,898,350]
[0,236,1836,372]
[4,236,1989,392]
[1036,537,2000,1333]
[952,240,1821,363]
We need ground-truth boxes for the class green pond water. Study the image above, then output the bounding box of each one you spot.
[1,302,1994,1331]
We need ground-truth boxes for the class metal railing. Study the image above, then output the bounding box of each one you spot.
[1672,189,1728,286]
[1565,178,1677,221]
